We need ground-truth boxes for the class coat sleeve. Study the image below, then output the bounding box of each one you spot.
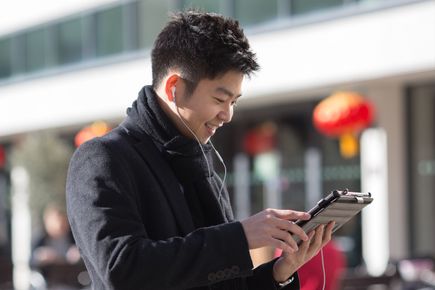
[66,139,256,289]
[246,259,300,290]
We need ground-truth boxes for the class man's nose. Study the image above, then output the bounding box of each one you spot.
[218,104,233,123]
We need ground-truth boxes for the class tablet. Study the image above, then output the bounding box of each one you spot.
[292,189,373,245]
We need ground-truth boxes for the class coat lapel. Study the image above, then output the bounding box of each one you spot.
[133,135,195,236]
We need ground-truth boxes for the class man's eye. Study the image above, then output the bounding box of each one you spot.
[214,98,225,103]
[231,100,238,107]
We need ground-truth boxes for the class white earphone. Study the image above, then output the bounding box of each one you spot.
[171,87,176,104]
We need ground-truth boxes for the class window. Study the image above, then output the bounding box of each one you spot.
[137,0,171,50]
[182,0,222,13]
[96,6,124,57]
[10,34,26,75]
[291,0,344,16]
[57,17,83,64]
[25,28,47,72]
[0,38,12,78]
[234,0,278,26]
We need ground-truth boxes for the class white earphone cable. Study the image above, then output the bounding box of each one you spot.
[320,247,326,290]
[175,105,212,175]
[209,140,227,196]
[174,102,227,197]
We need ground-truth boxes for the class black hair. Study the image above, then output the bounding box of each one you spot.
[151,10,259,95]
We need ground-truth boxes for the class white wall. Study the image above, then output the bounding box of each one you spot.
[245,0,435,98]
[0,57,151,138]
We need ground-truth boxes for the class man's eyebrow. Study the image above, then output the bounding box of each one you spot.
[215,87,242,98]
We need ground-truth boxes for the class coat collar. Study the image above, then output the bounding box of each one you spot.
[120,119,196,236]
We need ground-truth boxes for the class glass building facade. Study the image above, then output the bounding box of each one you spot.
[0,0,414,84]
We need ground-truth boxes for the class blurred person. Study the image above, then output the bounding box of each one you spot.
[66,11,334,290]
[31,204,81,290]
[32,204,80,267]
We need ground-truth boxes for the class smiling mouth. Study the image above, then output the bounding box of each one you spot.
[205,123,222,134]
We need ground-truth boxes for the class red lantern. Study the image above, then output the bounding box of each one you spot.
[313,91,375,158]
[75,121,111,147]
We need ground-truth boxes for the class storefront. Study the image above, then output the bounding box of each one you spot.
[213,97,364,267]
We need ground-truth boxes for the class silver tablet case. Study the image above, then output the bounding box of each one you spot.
[292,190,373,245]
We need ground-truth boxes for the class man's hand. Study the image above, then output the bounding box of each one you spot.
[272,221,335,282]
[240,208,311,254]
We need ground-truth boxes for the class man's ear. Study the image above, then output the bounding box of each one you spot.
[165,74,180,103]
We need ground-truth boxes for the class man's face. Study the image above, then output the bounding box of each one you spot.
[175,70,244,144]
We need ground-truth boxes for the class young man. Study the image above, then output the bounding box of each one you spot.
[66,11,334,290]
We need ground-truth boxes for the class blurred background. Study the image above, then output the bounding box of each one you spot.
[0,0,434,289]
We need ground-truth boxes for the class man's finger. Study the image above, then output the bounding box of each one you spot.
[321,221,335,246]
[272,229,299,252]
[267,208,310,221]
[270,236,294,254]
[310,224,325,250]
[272,217,310,243]
[299,230,315,251]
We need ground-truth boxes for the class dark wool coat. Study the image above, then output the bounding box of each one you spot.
[66,86,299,290]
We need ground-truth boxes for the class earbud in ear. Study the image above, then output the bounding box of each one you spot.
[171,87,176,103]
